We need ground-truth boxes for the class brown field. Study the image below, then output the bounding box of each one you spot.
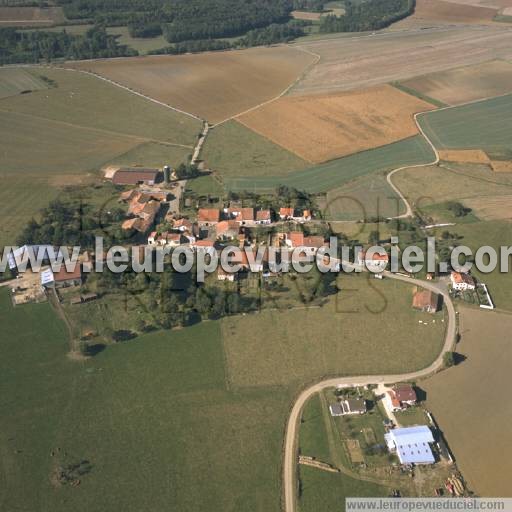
[503,7,512,15]
[69,46,316,124]
[0,6,64,25]
[444,0,511,8]
[463,195,512,220]
[438,149,491,163]
[491,160,512,172]
[291,10,321,20]
[400,60,512,106]
[293,26,512,96]
[423,307,512,497]
[391,0,498,28]
[237,85,434,163]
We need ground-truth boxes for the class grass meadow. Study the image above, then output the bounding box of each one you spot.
[0,67,50,99]
[0,272,449,511]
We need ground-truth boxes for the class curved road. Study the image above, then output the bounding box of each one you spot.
[282,272,457,512]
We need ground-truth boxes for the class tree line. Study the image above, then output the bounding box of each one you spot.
[319,0,415,33]
[0,25,137,65]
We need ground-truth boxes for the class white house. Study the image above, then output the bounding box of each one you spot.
[450,271,475,291]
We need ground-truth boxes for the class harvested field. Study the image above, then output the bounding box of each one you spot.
[237,85,434,163]
[0,6,64,25]
[423,307,512,496]
[463,195,512,220]
[293,26,512,96]
[504,7,512,15]
[490,160,512,172]
[438,149,491,163]
[70,46,316,124]
[400,60,512,106]
[224,134,435,193]
[291,10,321,20]
[0,67,49,99]
[391,0,498,28]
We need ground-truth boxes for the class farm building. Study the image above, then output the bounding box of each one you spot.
[450,271,476,291]
[227,207,254,224]
[112,167,161,186]
[385,384,417,412]
[384,426,435,465]
[40,265,82,288]
[283,232,325,250]
[412,289,439,313]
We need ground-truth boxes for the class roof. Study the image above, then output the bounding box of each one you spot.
[194,239,215,247]
[329,403,343,416]
[198,208,220,223]
[385,426,435,465]
[53,264,82,282]
[280,207,294,217]
[361,249,389,262]
[216,220,240,236]
[229,207,254,222]
[393,384,417,403]
[345,398,366,414]
[451,271,474,285]
[287,231,304,247]
[412,290,438,311]
[256,209,271,221]
[112,167,160,185]
[303,236,325,249]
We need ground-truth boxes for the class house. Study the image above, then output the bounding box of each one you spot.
[385,384,417,412]
[190,239,216,255]
[111,167,161,186]
[450,271,475,291]
[172,218,192,232]
[384,426,435,465]
[227,207,254,224]
[121,191,163,234]
[357,249,389,272]
[412,289,439,314]
[283,232,325,251]
[216,220,240,240]
[255,209,272,225]
[329,403,344,417]
[279,207,294,220]
[147,231,183,247]
[279,208,312,222]
[197,208,220,226]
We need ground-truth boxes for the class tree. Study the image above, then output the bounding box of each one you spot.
[443,351,455,368]
[368,230,380,245]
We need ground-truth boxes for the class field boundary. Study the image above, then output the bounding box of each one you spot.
[210,45,321,128]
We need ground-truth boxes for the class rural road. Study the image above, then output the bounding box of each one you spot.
[282,272,457,512]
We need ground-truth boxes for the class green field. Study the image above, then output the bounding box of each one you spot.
[224,135,435,193]
[0,66,199,246]
[203,120,309,179]
[419,94,512,160]
[322,172,405,221]
[0,67,50,99]
[0,272,449,511]
[106,26,169,54]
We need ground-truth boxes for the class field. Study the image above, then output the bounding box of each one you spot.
[391,0,498,28]
[462,195,512,220]
[292,26,512,96]
[202,120,308,179]
[105,26,169,55]
[0,67,199,245]
[237,85,434,163]
[419,93,512,159]
[392,162,512,212]
[322,172,405,221]
[221,277,446,389]
[400,60,512,106]
[70,46,317,124]
[0,6,64,26]
[224,134,435,193]
[423,306,512,496]
[438,149,491,164]
[291,10,322,20]
[0,67,50,99]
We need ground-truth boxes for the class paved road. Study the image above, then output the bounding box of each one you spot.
[282,271,457,512]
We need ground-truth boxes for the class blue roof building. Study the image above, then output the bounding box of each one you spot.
[384,426,435,465]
